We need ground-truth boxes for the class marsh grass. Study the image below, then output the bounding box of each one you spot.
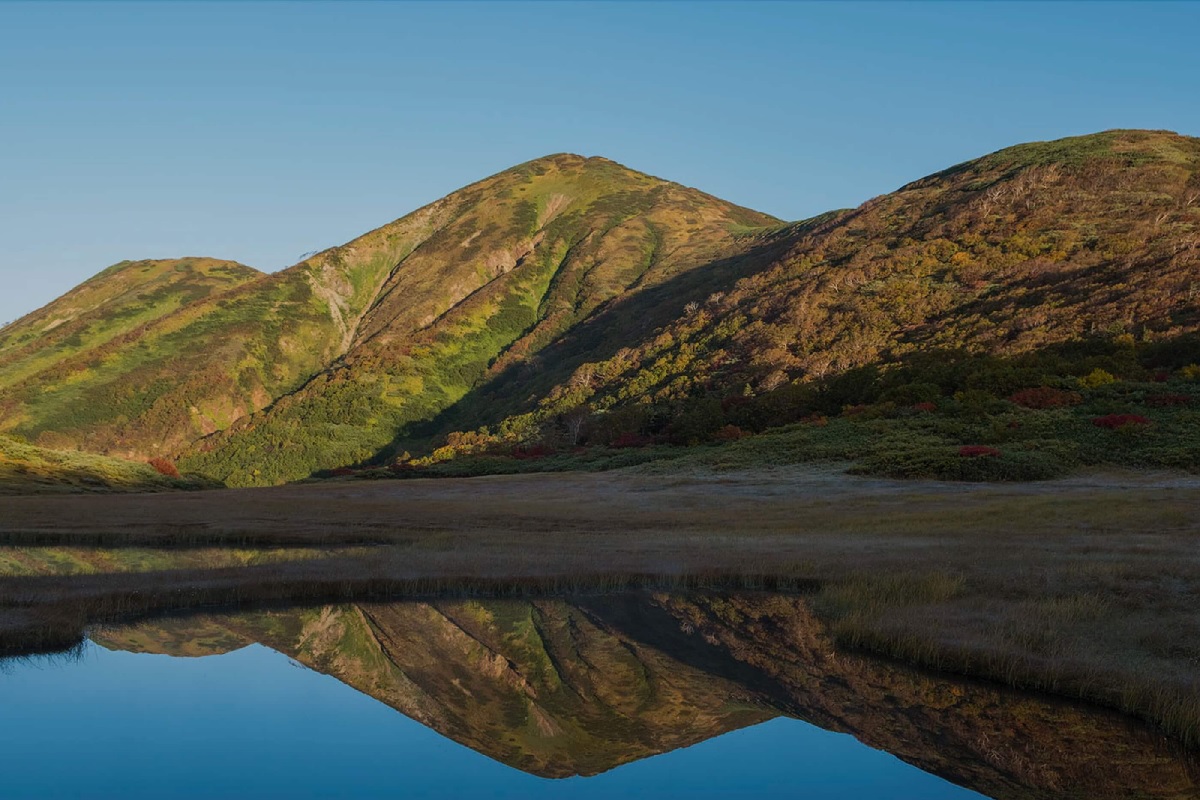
[0,545,356,577]
[817,580,1200,748]
[0,562,816,658]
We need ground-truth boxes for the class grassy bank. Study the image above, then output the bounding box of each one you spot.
[0,435,215,495]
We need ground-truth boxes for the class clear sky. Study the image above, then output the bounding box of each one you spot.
[1,0,1197,325]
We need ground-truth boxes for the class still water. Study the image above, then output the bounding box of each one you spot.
[0,641,979,799]
[0,593,1194,799]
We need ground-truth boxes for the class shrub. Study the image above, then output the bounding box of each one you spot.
[1182,364,1200,381]
[880,382,941,405]
[512,444,553,460]
[1078,368,1118,388]
[959,445,1001,458]
[1008,386,1083,409]
[610,432,653,449]
[1092,413,1151,430]
[912,402,937,413]
[714,424,749,442]
[147,457,180,478]
[720,394,751,413]
[852,447,1065,481]
[951,389,1008,418]
[329,467,356,477]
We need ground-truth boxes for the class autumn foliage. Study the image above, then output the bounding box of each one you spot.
[714,425,749,442]
[1008,387,1083,409]
[147,457,181,478]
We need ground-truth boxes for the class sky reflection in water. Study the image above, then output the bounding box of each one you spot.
[0,641,982,799]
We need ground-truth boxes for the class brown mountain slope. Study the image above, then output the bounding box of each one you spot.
[417,130,1200,458]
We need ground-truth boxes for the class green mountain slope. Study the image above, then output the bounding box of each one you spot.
[0,258,258,390]
[0,198,456,457]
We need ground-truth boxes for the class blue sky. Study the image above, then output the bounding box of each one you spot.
[1,0,1197,324]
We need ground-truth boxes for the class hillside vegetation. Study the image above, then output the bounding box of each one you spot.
[1,130,1198,485]
[0,435,211,494]
[181,155,780,484]
[401,131,1200,478]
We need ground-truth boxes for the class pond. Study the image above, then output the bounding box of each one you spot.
[0,592,1195,799]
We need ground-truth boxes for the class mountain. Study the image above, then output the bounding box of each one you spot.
[180,154,782,485]
[0,155,776,481]
[1,130,1198,485]
[93,593,1200,798]
[418,129,1200,462]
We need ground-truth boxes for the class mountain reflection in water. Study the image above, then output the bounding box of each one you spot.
[2,591,1197,799]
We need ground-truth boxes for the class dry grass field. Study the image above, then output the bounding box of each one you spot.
[1,465,1198,746]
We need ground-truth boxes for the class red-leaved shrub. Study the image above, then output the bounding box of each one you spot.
[912,401,937,413]
[610,432,652,448]
[959,445,1001,458]
[1008,387,1083,409]
[147,457,180,478]
[512,444,553,460]
[1092,414,1151,430]
[330,467,356,477]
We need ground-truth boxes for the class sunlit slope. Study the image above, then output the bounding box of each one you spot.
[0,258,259,389]
[0,175,496,456]
[0,434,207,494]
[182,154,780,485]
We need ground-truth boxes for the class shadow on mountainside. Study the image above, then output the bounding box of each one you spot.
[371,226,804,461]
